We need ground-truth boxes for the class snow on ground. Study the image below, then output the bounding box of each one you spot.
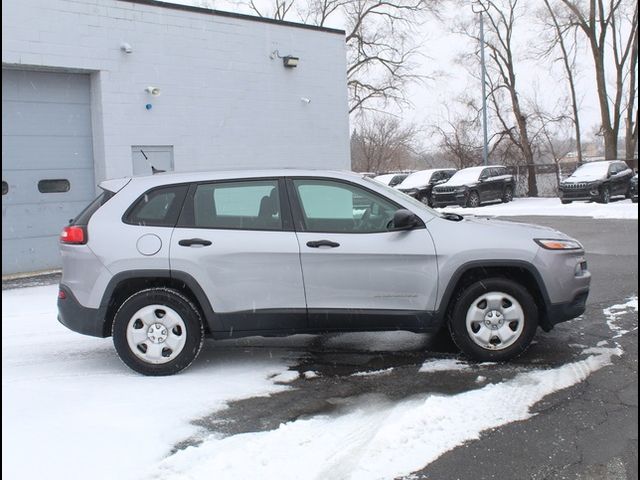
[419,358,470,373]
[1,285,305,480]
[3,285,637,480]
[603,296,639,338]
[150,345,623,480]
[351,368,394,377]
[438,197,638,219]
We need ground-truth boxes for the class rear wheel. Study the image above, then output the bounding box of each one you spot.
[502,186,513,203]
[561,199,572,205]
[466,191,481,208]
[112,288,204,376]
[448,278,538,362]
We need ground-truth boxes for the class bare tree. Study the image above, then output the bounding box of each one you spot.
[457,0,539,196]
[556,0,638,160]
[537,0,584,164]
[351,116,420,172]
[244,0,441,115]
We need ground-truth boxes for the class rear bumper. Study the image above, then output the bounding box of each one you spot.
[57,284,108,338]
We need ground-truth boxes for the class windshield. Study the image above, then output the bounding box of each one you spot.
[569,162,609,180]
[363,176,443,218]
[397,170,435,189]
[445,168,483,185]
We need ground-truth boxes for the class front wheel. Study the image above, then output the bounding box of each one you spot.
[448,278,538,362]
[561,199,572,205]
[112,288,204,376]
[466,191,481,208]
[502,187,513,203]
[598,186,610,204]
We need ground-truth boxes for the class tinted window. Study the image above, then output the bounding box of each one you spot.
[187,180,282,231]
[38,179,70,193]
[479,169,491,179]
[2,181,7,195]
[125,185,188,227]
[293,179,398,233]
[73,190,114,226]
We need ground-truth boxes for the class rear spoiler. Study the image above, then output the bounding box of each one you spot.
[98,177,132,194]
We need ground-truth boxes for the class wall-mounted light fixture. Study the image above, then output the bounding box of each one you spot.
[270,50,300,68]
[120,43,133,54]
[145,86,161,96]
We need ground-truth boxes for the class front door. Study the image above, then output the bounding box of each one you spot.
[288,177,438,331]
[170,178,307,332]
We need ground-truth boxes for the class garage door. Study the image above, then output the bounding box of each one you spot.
[2,69,95,275]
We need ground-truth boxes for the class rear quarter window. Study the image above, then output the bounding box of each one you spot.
[72,190,114,226]
[124,185,188,227]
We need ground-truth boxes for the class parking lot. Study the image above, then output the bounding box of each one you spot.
[2,200,638,480]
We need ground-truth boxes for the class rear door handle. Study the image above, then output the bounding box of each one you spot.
[178,238,212,247]
[306,240,340,248]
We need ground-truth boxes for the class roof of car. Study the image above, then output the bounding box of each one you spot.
[458,165,505,172]
[100,169,366,191]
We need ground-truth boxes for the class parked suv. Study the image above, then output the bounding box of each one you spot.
[432,165,515,208]
[559,160,634,204]
[58,170,590,375]
[395,168,457,206]
[373,173,409,187]
[630,174,638,203]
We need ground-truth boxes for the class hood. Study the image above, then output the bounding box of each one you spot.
[461,215,570,238]
[563,173,603,183]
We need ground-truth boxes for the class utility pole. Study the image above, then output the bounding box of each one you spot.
[473,3,489,166]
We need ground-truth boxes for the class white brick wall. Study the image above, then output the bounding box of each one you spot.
[2,0,350,181]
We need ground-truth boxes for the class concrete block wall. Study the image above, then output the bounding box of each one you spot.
[2,0,350,182]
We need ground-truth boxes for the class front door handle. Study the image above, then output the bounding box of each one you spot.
[178,238,212,247]
[306,240,340,248]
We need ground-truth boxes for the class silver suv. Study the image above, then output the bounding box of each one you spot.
[58,170,591,375]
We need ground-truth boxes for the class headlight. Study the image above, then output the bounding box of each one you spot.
[455,186,467,192]
[535,239,583,250]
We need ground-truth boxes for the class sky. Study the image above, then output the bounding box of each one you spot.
[170,0,623,150]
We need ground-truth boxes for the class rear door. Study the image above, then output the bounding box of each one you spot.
[169,178,307,332]
[288,177,438,331]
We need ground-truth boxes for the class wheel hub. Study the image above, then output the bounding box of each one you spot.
[147,323,168,344]
[483,310,504,330]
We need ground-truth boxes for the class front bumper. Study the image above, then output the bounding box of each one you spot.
[57,284,108,338]
[544,291,589,330]
[559,185,601,201]
[432,191,467,207]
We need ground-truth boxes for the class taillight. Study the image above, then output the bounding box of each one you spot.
[60,226,86,244]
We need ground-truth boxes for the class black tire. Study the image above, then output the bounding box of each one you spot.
[598,185,610,204]
[448,278,538,362]
[633,198,638,204]
[466,190,481,208]
[112,288,204,376]
[561,199,572,205]
[502,186,513,203]
[418,193,431,207]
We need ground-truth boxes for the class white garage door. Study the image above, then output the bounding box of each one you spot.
[2,69,95,275]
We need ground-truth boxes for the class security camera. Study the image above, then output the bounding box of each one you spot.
[145,86,161,96]
[120,43,133,54]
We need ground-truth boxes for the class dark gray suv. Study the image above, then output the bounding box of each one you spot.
[58,170,590,375]
[559,160,634,204]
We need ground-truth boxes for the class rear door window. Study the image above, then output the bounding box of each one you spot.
[181,179,283,231]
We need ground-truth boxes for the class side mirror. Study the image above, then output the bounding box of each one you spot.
[390,209,421,230]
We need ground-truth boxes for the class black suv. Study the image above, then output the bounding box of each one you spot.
[630,174,638,203]
[432,165,515,208]
[395,168,457,206]
[559,160,634,204]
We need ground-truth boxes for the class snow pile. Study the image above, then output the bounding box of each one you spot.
[351,368,394,377]
[439,197,638,219]
[419,358,470,373]
[150,344,621,480]
[2,285,299,480]
[603,296,638,338]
